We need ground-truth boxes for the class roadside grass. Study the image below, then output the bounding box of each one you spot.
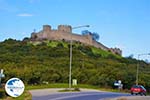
[26,83,99,90]
[0,90,31,100]
[26,83,69,90]
[26,83,129,93]
[7,91,31,100]
[59,88,80,92]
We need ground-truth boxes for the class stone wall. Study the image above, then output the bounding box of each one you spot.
[58,25,72,33]
[31,25,122,55]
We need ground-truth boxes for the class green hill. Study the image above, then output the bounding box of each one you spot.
[0,38,150,89]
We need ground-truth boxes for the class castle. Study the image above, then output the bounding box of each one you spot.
[30,25,122,55]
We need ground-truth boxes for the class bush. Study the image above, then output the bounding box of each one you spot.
[0,89,6,98]
[74,88,80,91]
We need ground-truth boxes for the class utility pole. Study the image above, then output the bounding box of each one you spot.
[69,25,90,90]
[136,53,150,85]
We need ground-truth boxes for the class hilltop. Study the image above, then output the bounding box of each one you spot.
[0,38,150,89]
[30,25,122,55]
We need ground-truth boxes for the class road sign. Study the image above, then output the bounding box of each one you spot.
[0,74,5,78]
[72,79,77,86]
[118,80,121,84]
[1,69,3,74]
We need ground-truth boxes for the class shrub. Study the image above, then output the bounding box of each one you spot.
[0,89,6,98]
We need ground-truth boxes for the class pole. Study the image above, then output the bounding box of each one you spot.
[0,69,4,87]
[69,25,90,90]
[0,77,1,87]
[136,54,140,85]
[69,30,72,90]
[136,53,150,85]
[72,25,90,29]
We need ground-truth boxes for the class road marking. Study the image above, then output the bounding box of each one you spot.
[49,92,102,100]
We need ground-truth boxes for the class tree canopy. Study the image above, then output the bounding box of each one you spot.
[82,30,100,41]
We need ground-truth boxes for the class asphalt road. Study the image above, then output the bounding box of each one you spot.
[30,89,130,100]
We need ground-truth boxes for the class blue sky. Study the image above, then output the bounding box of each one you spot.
[0,0,150,60]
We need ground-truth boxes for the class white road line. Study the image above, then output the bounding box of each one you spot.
[49,92,102,100]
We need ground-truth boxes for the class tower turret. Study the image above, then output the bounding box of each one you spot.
[58,25,72,33]
[43,25,51,32]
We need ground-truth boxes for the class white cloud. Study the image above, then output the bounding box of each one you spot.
[17,13,34,17]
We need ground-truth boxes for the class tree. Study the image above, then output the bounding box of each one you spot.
[91,32,100,41]
[81,30,100,41]
[82,30,91,35]
[126,54,134,59]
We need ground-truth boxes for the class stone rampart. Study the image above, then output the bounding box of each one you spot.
[31,25,122,55]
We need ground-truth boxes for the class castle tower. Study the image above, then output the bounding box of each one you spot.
[58,25,72,33]
[43,25,51,32]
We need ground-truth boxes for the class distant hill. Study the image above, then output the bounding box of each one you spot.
[0,38,150,89]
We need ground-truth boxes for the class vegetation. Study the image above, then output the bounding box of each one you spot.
[58,88,80,92]
[6,91,31,100]
[82,30,100,41]
[0,88,6,99]
[0,38,150,91]
[26,83,99,90]
[0,88,31,100]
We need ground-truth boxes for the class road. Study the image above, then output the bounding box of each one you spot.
[30,88,130,100]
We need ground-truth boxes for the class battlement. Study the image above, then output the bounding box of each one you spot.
[110,48,122,55]
[43,25,51,32]
[58,25,72,33]
[30,24,122,55]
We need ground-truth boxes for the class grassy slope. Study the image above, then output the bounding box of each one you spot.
[0,39,150,89]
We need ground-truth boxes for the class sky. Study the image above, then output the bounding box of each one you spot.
[0,0,150,60]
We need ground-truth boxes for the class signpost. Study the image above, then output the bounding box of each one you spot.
[0,69,5,87]
[72,79,77,86]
